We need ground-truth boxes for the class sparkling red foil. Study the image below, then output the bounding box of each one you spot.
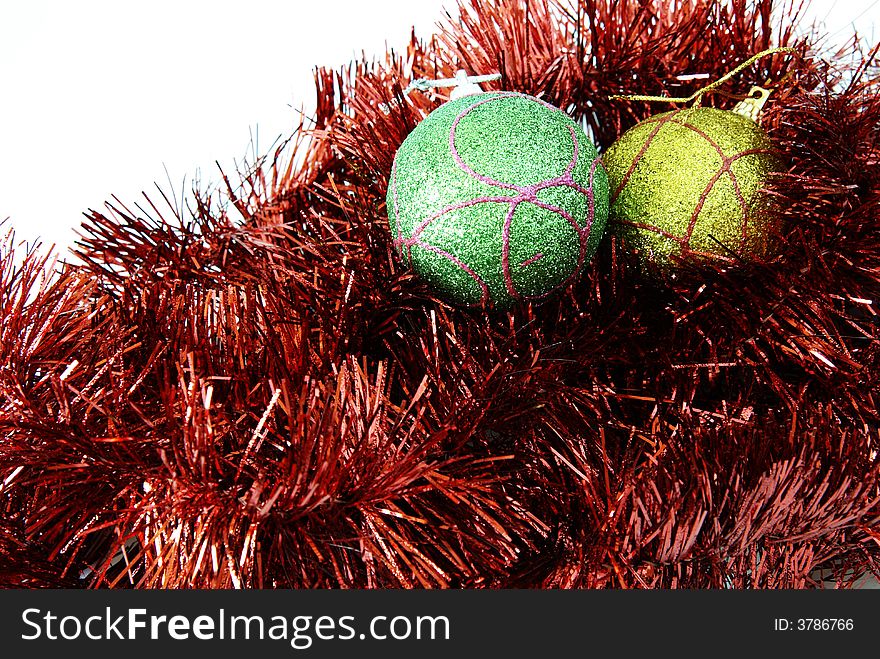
[0,0,878,589]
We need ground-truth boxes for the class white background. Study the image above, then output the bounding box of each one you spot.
[1,0,878,252]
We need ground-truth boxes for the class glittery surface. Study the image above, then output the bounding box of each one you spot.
[603,107,783,269]
[388,92,609,308]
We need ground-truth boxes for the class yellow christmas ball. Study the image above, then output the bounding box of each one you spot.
[603,106,783,269]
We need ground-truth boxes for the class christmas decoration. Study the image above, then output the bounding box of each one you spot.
[1,0,878,591]
[388,89,609,308]
[605,106,781,267]
[604,53,788,269]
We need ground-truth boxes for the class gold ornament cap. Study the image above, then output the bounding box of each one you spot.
[732,86,772,123]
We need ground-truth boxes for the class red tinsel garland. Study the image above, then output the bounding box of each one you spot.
[1,0,878,588]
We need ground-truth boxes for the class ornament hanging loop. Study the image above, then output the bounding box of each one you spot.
[609,46,798,107]
[404,70,502,99]
[381,70,501,113]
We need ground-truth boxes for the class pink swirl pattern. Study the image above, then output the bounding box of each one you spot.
[392,92,602,306]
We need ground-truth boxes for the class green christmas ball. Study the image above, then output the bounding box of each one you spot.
[387,91,609,308]
[603,106,783,269]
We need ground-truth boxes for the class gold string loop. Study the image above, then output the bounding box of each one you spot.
[609,46,798,106]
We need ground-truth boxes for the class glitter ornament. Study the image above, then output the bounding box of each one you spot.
[388,90,609,308]
[604,90,784,270]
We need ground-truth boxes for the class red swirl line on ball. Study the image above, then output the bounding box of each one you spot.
[730,171,750,251]
[562,119,579,177]
[671,119,771,251]
[403,197,515,245]
[683,148,774,249]
[622,221,686,244]
[583,155,602,237]
[402,92,598,301]
[610,109,684,204]
[500,202,520,297]
[515,198,590,300]
[449,93,525,190]
[498,197,588,299]
[616,111,774,255]
[413,239,490,306]
[667,117,726,157]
